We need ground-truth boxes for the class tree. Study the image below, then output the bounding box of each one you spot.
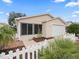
[0,25,16,49]
[39,39,79,59]
[8,11,26,29]
[66,23,79,35]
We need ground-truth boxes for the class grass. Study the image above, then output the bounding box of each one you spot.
[39,38,79,59]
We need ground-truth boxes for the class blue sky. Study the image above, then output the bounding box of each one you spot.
[0,0,79,23]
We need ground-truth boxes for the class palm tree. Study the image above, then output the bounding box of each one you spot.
[0,25,16,49]
[39,39,79,59]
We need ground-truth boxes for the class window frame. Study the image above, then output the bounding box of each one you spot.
[21,23,42,35]
[21,23,28,35]
[27,24,33,35]
[34,24,39,34]
[34,24,42,34]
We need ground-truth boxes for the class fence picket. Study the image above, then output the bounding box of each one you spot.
[22,47,26,59]
[0,52,5,59]
[9,50,13,59]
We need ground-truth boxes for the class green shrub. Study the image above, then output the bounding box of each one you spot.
[0,25,16,49]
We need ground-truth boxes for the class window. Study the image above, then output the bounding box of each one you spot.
[21,23,42,35]
[28,24,33,35]
[34,24,42,34]
[39,25,42,34]
[21,23,27,35]
[34,24,38,34]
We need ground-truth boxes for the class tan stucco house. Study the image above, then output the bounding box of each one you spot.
[16,14,66,41]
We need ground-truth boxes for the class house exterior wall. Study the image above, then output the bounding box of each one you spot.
[16,15,52,40]
[43,19,66,37]
[16,14,65,41]
[18,15,52,23]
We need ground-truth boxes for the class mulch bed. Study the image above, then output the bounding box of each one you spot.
[32,37,54,42]
[0,40,25,54]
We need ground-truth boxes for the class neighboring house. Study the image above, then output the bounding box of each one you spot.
[66,21,73,26]
[16,14,66,41]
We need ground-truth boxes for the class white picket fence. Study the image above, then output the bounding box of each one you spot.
[64,33,76,41]
[0,39,48,59]
[1,33,76,59]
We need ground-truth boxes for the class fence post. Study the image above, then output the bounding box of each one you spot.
[27,50,30,59]
[9,50,13,59]
[32,51,34,59]
[22,47,25,59]
[36,50,38,59]
[16,49,20,59]
[26,46,30,59]
[0,52,5,59]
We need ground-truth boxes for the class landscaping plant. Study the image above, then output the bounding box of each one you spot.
[0,25,16,49]
[39,39,79,59]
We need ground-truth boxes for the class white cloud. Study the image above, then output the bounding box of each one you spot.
[5,12,9,16]
[2,0,12,4]
[46,9,51,12]
[72,14,77,17]
[65,1,79,7]
[54,0,65,3]
[0,11,9,16]
[72,11,79,16]
[73,11,79,14]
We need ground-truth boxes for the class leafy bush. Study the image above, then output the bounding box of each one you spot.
[39,39,79,59]
[66,23,79,35]
[0,25,16,49]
